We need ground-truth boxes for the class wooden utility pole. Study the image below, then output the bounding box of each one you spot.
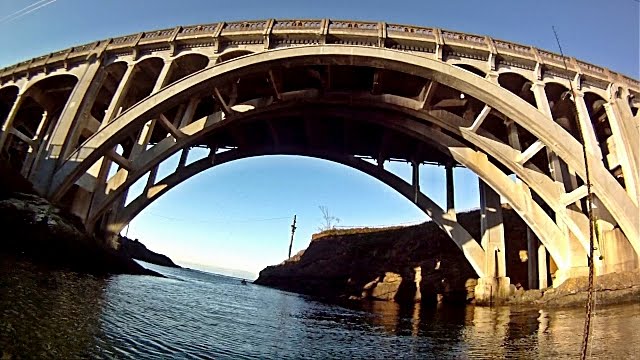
[288,215,297,259]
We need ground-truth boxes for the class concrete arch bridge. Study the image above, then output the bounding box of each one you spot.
[1,19,638,301]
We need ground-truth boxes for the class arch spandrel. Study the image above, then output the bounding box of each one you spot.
[45,46,639,257]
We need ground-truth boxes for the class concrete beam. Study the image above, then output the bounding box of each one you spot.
[468,104,491,133]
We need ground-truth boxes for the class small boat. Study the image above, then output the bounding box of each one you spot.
[241,279,247,285]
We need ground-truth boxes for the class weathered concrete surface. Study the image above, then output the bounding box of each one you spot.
[255,206,530,304]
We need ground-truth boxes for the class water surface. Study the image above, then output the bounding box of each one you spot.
[1,258,638,359]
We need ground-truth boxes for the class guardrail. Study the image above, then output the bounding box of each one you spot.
[0,19,637,90]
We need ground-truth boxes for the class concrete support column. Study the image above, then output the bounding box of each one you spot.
[530,82,567,185]
[573,92,602,160]
[35,59,103,194]
[0,92,24,151]
[603,101,639,204]
[411,160,420,204]
[86,155,112,227]
[101,63,136,127]
[445,163,455,214]
[475,180,511,304]
[177,147,190,169]
[130,60,174,159]
[538,244,549,289]
[527,228,539,289]
[20,110,49,177]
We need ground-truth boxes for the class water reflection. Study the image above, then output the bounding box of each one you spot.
[0,257,107,358]
[1,258,638,359]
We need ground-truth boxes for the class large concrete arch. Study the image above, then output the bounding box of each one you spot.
[114,147,490,277]
[85,102,576,272]
[2,20,637,293]
[47,46,638,256]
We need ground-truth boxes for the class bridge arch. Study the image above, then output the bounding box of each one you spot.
[1,45,622,290]
[100,113,574,275]
[48,45,637,251]
[114,148,491,277]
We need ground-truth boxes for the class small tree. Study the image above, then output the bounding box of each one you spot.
[317,205,340,232]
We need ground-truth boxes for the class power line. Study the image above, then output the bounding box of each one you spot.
[147,211,291,224]
[0,0,58,25]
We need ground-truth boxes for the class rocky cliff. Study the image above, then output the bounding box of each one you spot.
[0,159,161,277]
[255,206,530,304]
[118,236,180,268]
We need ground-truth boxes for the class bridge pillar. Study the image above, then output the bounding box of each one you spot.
[101,63,137,127]
[526,228,538,289]
[32,58,104,194]
[20,110,50,178]
[475,180,512,304]
[573,92,602,160]
[600,227,640,273]
[538,244,549,288]
[603,99,639,205]
[0,91,24,153]
[445,162,455,214]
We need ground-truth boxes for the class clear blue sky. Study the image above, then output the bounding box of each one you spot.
[2,0,638,277]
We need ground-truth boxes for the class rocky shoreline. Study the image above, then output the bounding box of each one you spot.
[255,208,640,309]
[118,236,181,268]
[506,269,640,308]
[0,159,164,277]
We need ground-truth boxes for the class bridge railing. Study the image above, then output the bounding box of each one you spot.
[0,19,638,91]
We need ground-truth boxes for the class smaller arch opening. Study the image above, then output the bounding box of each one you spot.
[216,50,254,64]
[544,82,581,141]
[629,90,639,117]
[498,72,536,107]
[583,91,625,187]
[0,86,19,125]
[453,64,486,78]
[122,57,165,110]
[165,53,210,86]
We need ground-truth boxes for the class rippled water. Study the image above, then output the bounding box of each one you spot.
[1,257,639,359]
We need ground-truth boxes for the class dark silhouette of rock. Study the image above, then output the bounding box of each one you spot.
[255,206,530,305]
[118,236,181,268]
[0,159,162,277]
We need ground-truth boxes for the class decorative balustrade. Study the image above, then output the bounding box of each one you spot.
[442,30,485,46]
[0,19,636,92]
[577,60,605,75]
[179,23,219,36]
[141,28,174,41]
[272,19,322,31]
[493,39,531,54]
[72,42,95,53]
[387,24,434,36]
[329,20,377,31]
[31,54,49,64]
[111,34,139,46]
[221,20,268,33]
[537,49,567,64]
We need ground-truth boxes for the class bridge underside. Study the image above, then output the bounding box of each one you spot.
[0,20,638,302]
